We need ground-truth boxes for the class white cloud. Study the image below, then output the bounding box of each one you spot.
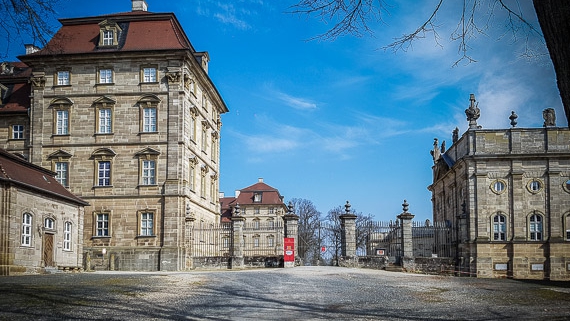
[274,91,318,110]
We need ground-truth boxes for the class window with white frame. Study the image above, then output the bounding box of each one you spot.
[222,236,230,248]
[142,67,157,83]
[12,125,24,139]
[98,161,111,186]
[56,110,69,135]
[44,217,55,230]
[143,107,157,132]
[140,212,154,236]
[268,219,275,229]
[102,30,114,46]
[267,235,274,247]
[55,161,69,187]
[493,214,507,241]
[269,207,275,214]
[529,213,543,241]
[57,71,70,86]
[63,222,72,251]
[99,69,113,84]
[253,219,260,230]
[98,108,112,133]
[142,160,156,185]
[22,213,32,246]
[254,193,262,203]
[253,235,260,247]
[95,213,109,237]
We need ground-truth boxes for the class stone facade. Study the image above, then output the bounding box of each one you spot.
[428,95,570,280]
[8,0,228,271]
[0,150,87,275]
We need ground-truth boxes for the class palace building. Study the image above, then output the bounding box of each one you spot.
[429,95,570,280]
[1,0,228,271]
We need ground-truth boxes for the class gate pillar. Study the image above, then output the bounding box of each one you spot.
[283,202,299,267]
[230,214,246,269]
[397,200,415,270]
[340,201,357,258]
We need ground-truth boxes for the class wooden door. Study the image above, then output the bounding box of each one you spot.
[43,234,54,267]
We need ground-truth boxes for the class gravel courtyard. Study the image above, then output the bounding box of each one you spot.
[0,266,569,320]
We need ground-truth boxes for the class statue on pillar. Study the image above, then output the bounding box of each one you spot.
[465,94,480,129]
[543,108,556,127]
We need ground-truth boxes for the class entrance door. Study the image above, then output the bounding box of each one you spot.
[43,234,54,267]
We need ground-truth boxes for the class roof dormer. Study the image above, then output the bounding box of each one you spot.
[98,20,122,48]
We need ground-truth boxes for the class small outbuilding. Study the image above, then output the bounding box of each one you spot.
[0,149,88,275]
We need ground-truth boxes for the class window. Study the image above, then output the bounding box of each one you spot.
[491,180,506,194]
[253,235,260,247]
[57,71,70,86]
[189,110,197,141]
[96,213,109,237]
[142,160,156,185]
[269,207,275,214]
[102,30,114,46]
[142,67,157,83]
[529,214,543,241]
[22,213,32,246]
[140,212,154,236]
[253,219,260,230]
[55,162,69,187]
[44,217,55,230]
[56,110,69,135]
[189,161,196,192]
[63,222,72,251]
[565,179,570,193]
[201,122,208,151]
[267,235,274,247]
[222,236,230,248]
[99,69,113,84]
[12,125,24,139]
[527,179,543,194]
[254,193,262,203]
[98,161,111,186]
[493,214,507,241]
[254,207,260,214]
[566,215,570,241]
[98,108,112,133]
[268,219,275,229]
[143,108,157,132]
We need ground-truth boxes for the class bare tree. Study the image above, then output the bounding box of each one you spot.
[1,0,62,58]
[290,198,322,265]
[290,0,570,126]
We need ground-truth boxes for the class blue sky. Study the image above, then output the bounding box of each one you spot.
[7,0,563,221]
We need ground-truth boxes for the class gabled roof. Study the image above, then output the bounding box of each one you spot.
[0,149,88,206]
[20,11,193,57]
[0,62,31,114]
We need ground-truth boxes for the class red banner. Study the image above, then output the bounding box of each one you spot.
[284,238,295,262]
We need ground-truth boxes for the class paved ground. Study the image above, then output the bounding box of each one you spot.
[0,266,569,320]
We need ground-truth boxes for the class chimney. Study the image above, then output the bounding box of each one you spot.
[219,192,225,198]
[132,0,148,11]
[235,190,240,198]
[258,178,264,183]
[24,44,40,54]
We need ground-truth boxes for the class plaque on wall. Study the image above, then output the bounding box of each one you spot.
[531,264,544,271]
[494,263,508,271]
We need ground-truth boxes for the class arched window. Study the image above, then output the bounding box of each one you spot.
[22,213,33,246]
[492,213,507,241]
[529,213,543,241]
[63,222,72,251]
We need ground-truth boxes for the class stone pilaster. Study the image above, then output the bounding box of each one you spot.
[397,200,415,270]
[230,216,245,269]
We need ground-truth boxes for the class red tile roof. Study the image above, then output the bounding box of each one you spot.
[22,11,193,57]
[0,62,31,113]
[0,149,88,206]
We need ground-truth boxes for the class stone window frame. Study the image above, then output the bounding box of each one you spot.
[211,131,219,163]
[50,97,73,136]
[140,65,158,84]
[135,147,161,187]
[189,105,198,143]
[44,216,56,231]
[490,179,507,195]
[137,95,161,134]
[528,211,544,241]
[563,212,570,241]
[210,173,218,204]
[63,221,72,251]
[491,212,508,241]
[267,234,275,247]
[91,148,116,188]
[54,69,71,86]
[93,96,116,135]
[48,149,73,188]
[98,20,122,47]
[267,218,275,229]
[21,212,33,247]
[97,68,115,85]
[252,218,260,230]
[138,210,156,237]
[93,211,111,238]
[526,179,544,194]
[201,120,210,152]
[252,234,260,248]
[189,157,198,192]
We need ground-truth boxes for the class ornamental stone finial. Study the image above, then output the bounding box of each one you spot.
[402,200,409,213]
[465,94,480,129]
[509,111,518,128]
[452,127,459,144]
[344,200,351,214]
[287,201,294,215]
